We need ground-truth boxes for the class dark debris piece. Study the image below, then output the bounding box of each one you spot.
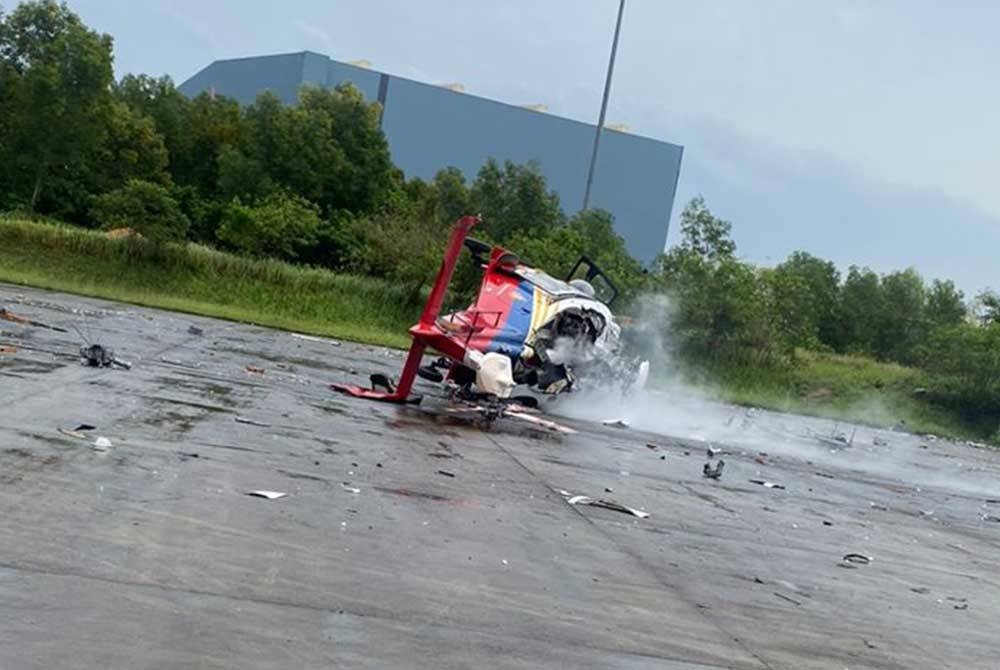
[703,460,725,480]
[80,344,131,369]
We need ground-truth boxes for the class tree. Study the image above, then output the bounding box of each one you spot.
[974,290,1000,326]
[216,191,322,261]
[470,159,563,241]
[0,1,114,212]
[89,179,189,243]
[925,279,966,329]
[87,101,170,197]
[771,251,840,348]
[832,266,883,355]
[113,74,191,177]
[877,268,927,364]
[674,196,735,264]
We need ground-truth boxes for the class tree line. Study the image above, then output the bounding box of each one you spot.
[1,1,997,434]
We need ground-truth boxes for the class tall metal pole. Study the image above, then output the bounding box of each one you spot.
[582,0,625,211]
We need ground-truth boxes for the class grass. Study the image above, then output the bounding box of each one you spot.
[697,349,983,440]
[2,216,992,443]
[0,217,416,348]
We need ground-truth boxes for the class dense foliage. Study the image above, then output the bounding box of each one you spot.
[0,2,996,438]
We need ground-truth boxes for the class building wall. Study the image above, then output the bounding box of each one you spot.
[179,51,683,263]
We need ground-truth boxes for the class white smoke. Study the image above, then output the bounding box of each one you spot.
[549,292,1000,500]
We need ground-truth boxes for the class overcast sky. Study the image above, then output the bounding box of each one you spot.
[66,0,999,293]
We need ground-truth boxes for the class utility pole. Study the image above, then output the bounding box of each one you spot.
[582,0,625,211]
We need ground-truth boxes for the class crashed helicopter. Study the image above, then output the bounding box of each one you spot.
[332,215,648,430]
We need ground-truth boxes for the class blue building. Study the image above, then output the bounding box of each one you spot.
[180,51,684,263]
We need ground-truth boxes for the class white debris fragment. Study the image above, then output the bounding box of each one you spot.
[601,418,630,428]
[342,485,361,494]
[291,332,341,346]
[247,490,287,500]
[93,436,112,451]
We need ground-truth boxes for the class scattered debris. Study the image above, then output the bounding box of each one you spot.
[773,592,802,606]
[841,553,872,566]
[919,509,935,518]
[187,325,204,336]
[645,442,659,450]
[80,344,131,369]
[869,502,888,511]
[245,365,265,374]
[235,416,271,427]
[981,514,1000,523]
[814,471,836,479]
[247,490,287,500]
[58,428,90,440]
[749,479,785,490]
[754,455,766,465]
[601,418,630,429]
[436,469,456,478]
[910,586,931,594]
[863,639,878,650]
[92,436,112,452]
[703,460,725,480]
[0,344,16,355]
[565,493,649,518]
[822,521,833,527]
[0,307,68,332]
[604,487,614,493]
[179,452,200,460]
[985,499,1000,504]
[873,437,889,446]
[341,485,361,494]
[954,602,969,611]
[706,446,721,459]
[74,424,97,432]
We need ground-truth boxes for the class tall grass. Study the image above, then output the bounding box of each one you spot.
[0,217,416,347]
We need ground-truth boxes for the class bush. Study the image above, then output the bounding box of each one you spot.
[216,191,322,261]
[89,179,189,242]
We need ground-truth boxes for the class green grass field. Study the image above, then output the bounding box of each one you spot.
[1,217,991,443]
[0,217,416,348]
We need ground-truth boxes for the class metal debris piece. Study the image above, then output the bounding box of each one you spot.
[645,442,659,450]
[954,602,969,610]
[773,592,802,606]
[0,307,68,332]
[842,553,872,565]
[235,416,271,427]
[869,502,888,511]
[245,365,265,374]
[911,587,930,594]
[601,418,630,428]
[749,479,785,490]
[247,490,287,500]
[80,344,131,369]
[565,494,649,519]
[703,460,725,480]
[707,446,721,458]
[436,469,456,478]
[187,325,204,336]
[814,471,836,479]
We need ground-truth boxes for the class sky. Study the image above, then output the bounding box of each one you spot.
[62,0,999,293]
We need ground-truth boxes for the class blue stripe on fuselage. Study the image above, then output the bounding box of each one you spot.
[485,279,534,357]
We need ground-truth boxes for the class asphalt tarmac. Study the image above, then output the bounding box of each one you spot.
[1,284,998,669]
